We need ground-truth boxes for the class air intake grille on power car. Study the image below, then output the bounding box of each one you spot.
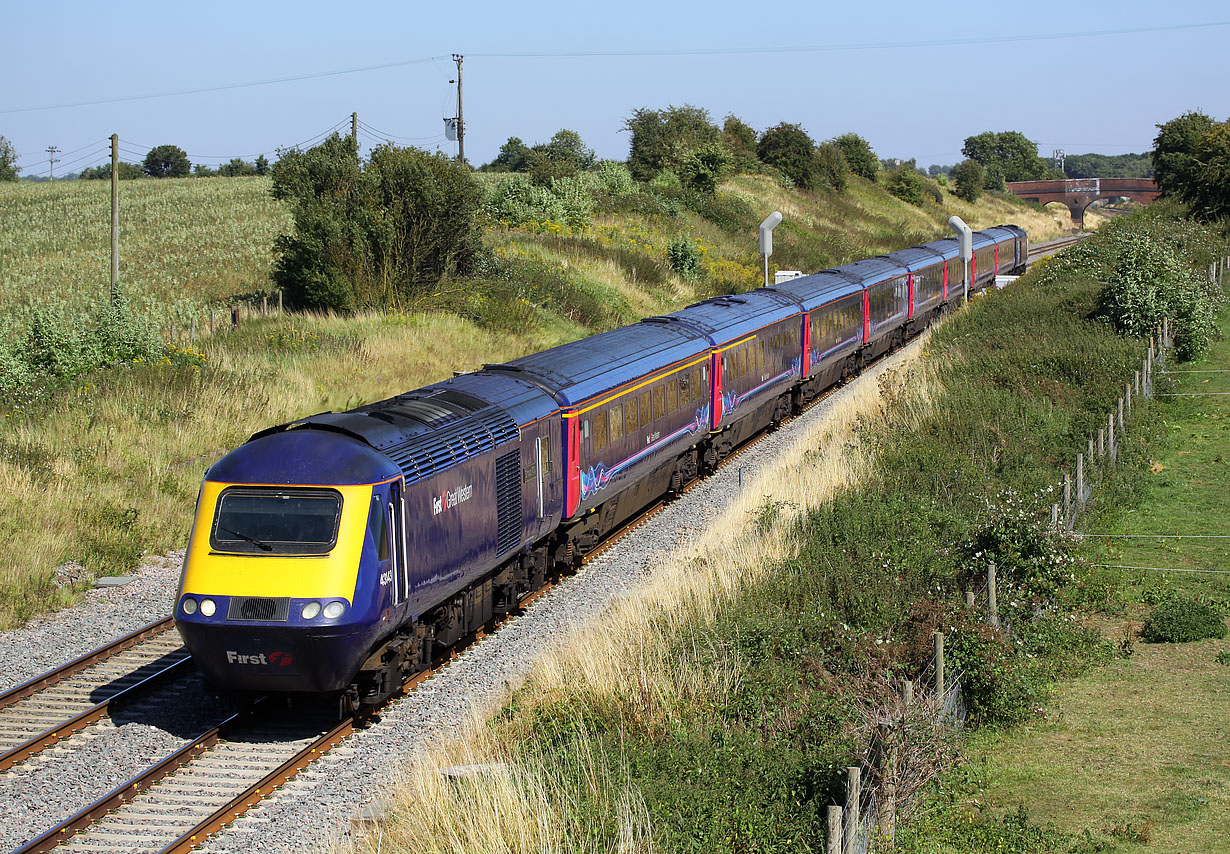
[494,450,521,556]
[227,596,290,622]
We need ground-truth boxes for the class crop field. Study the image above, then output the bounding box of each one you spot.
[0,177,290,312]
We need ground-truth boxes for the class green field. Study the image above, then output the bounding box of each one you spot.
[900,301,1230,854]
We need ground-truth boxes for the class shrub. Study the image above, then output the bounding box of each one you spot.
[667,235,701,281]
[953,159,985,202]
[814,142,849,192]
[757,123,819,190]
[830,133,878,181]
[271,134,482,310]
[886,167,928,206]
[1142,595,1228,643]
[678,142,732,195]
[591,160,635,197]
[624,105,721,182]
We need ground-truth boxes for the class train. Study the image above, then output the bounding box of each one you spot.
[175,224,1027,708]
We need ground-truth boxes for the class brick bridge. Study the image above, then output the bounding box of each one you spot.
[1006,177,1160,228]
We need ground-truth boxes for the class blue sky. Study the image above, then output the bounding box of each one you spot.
[3,0,1227,177]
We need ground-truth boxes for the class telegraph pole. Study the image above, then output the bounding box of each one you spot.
[352,112,358,143]
[452,53,465,164]
[110,134,119,303]
[46,145,60,180]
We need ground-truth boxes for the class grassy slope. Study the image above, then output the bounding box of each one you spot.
[953,303,1230,853]
[0,172,1064,626]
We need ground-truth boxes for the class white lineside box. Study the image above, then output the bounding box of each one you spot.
[774,270,804,285]
[994,275,1019,289]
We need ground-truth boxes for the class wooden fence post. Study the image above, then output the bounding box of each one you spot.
[1051,503,1059,528]
[903,679,914,708]
[987,564,999,628]
[964,590,975,608]
[231,306,240,329]
[933,631,945,699]
[278,290,284,314]
[844,767,860,854]
[1063,474,1071,524]
[1134,369,1141,396]
[1076,453,1085,507]
[1098,427,1105,458]
[828,806,843,854]
[1125,382,1132,413]
[1117,398,1125,436]
[1108,413,1116,461]
[190,317,196,343]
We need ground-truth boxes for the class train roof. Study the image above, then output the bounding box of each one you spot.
[485,320,710,409]
[881,245,947,272]
[761,270,862,312]
[241,384,527,486]
[651,289,801,345]
[208,430,401,486]
[831,255,908,286]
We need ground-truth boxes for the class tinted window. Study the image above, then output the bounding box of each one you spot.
[654,385,665,420]
[610,404,624,441]
[593,411,608,451]
[625,397,638,433]
[211,488,342,555]
[639,390,652,427]
[368,496,389,561]
[666,380,677,413]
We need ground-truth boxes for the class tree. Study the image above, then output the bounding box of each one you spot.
[722,115,759,171]
[482,137,530,172]
[1152,111,1216,198]
[830,133,878,181]
[218,158,257,177]
[543,129,595,172]
[757,123,818,190]
[1063,152,1151,179]
[0,135,17,181]
[1181,120,1230,221]
[271,133,481,311]
[80,162,144,180]
[961,131,1051,182]
[254,154,270,176]
[624,104,721,182]
[679,142,732,194]
[143,145,191,178]
[952,159,985,203]
[815,142,849,192]
[193,164,217,177]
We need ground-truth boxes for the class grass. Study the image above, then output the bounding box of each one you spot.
[897,265,1230,854]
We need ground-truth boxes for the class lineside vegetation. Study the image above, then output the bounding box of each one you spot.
[346,207,1226,853]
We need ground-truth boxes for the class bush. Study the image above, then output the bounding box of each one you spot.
[886,167,928,206]
[667,234,701,281]
[757,123,819,190]
[272,135,482,310]
[953,159,985,202]
[814,142,849,192]
[678,142,731,195]
[830,133,878,181]
[591,160,635,197]
[1142,595,1228,643]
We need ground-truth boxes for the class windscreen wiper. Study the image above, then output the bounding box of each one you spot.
[220,526,274,552]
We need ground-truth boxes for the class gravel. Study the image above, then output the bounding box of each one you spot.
[0,343,919,853]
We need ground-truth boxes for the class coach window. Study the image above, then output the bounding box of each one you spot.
[593,411,608,452]
[654,384,665,421]
[667,379,678,413]
[610,404,624,441]
[625,397,637,434]
[639,390,652,427]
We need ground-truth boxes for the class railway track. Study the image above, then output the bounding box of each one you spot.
[1027,233,1085,264]
[0,617,190,771]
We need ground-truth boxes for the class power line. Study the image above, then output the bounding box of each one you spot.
[357,119,444,142]
[0,58,446,115]
[1086,563,1230,575]
[4,21,1226,117]
[469,21,1230,59]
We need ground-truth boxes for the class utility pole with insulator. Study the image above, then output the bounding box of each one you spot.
[110,134,119,303]
[352,112,358,143]
[452,53,465,164]
[46,145,60,180]
[1053,148,1066,175]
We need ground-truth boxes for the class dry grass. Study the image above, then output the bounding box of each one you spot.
[0,311,564,626]
[341,336,944,854]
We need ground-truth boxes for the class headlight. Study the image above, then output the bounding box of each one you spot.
[181,597,197,615]
[301,601,321,620]
[200,598,217,617]
[323,601,346,619]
